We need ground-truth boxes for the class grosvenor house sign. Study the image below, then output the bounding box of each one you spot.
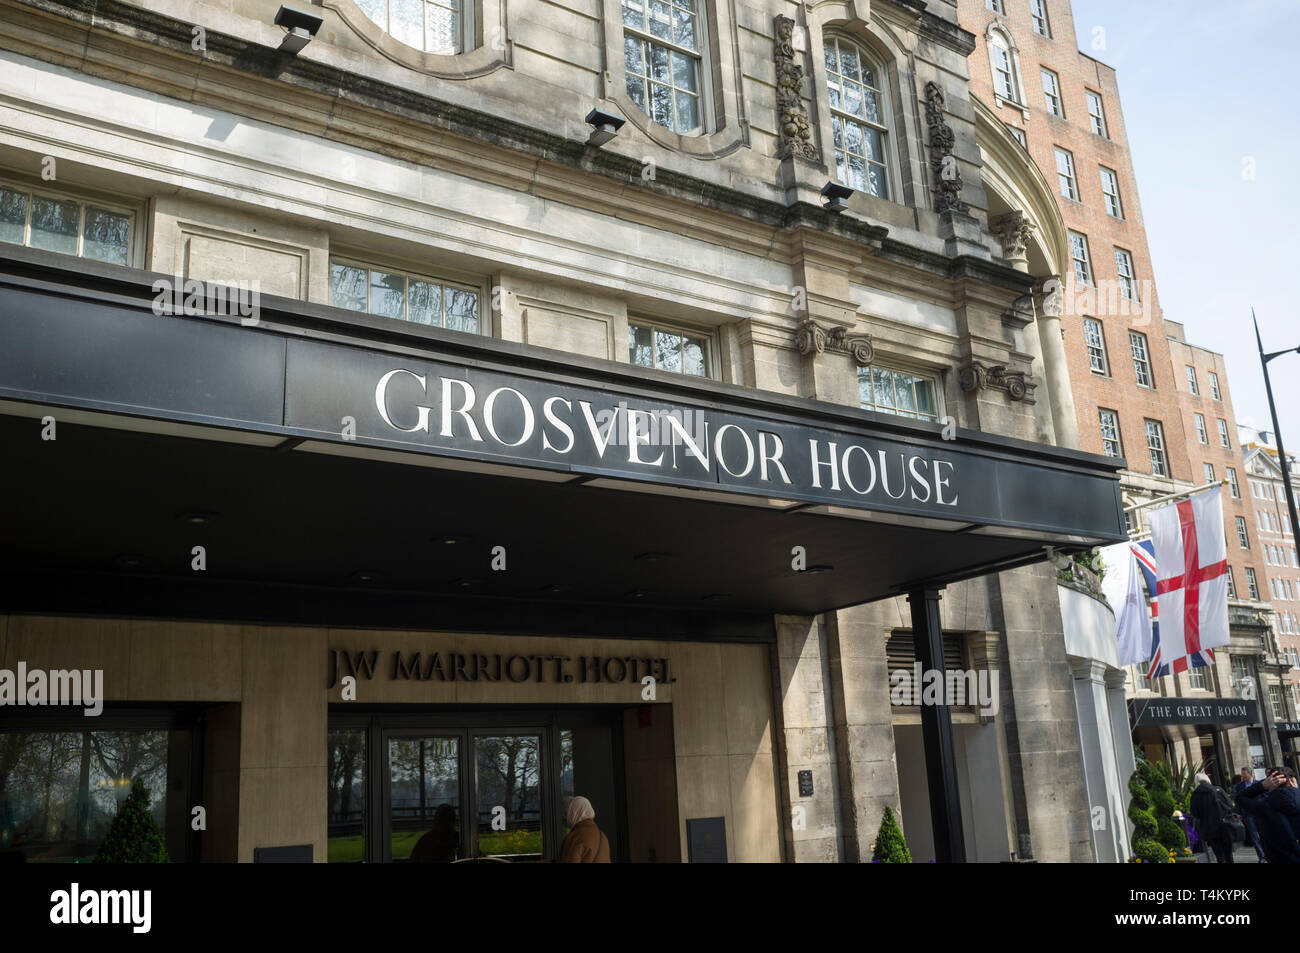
[371,366,959,509]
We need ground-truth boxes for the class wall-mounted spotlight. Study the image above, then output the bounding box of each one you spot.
[274,5,323,55]
[820,181,854,213]
[585,108,626,147]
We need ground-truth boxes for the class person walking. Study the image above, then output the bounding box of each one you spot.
[558,795,610,863]
[1237,768,1300,863]
[1233,766,1267,862]
[1190,772,1234,863]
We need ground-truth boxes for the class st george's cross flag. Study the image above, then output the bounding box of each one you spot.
[1132,539,1214,677]
[1147,487,1230,665]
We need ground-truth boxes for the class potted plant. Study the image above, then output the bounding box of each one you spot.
[871,806,912,863]
[92,778,170,863]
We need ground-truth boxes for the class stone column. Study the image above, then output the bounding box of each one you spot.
[1104,667,1136,861]
[1069,657,1121,862]
[967,630,1020,859]
[1033,276,1081,450]
[993,212,1056,446]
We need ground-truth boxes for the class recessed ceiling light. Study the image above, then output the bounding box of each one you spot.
[432,535,469,545]
[804,564,834,574]
[541,584,565,594]
[634,552,672,562]
[176,510,217,525]
[451,578,479,589]
[114,554,145,569]
[351,570,382,583]
[625,589,648,599]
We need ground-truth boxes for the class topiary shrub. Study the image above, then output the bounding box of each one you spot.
[871,806,912,863]
[93,778,170,863]
[1127,761,1168,862]
[1134,838,1169,864]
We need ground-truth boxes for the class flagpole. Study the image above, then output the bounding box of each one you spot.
[1255,308,1300,561]
[1122,479,1227,515]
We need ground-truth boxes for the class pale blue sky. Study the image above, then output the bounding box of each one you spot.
[1071,0,1300,459]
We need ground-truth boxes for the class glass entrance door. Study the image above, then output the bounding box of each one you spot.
[386,735,461,862]
[471,733,544,861]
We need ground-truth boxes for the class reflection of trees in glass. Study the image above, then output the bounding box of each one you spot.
[560,730,574,802]
[328,730,366,822]
[475,736,540,831]
[388,737,458,825]
[0,730,167,855]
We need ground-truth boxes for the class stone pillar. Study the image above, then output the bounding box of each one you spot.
[967,630,1020,859]
[993,212,1056,447]
[770,614,843,861]
[1104,667,1136,861]
[1069,657,1122,862]
[1033,276,1081,450]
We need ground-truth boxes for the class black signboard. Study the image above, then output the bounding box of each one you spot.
[1275,721,1300,737]
[1129,697,1259,727]
[253,844,313,863]
[686,817,727,863]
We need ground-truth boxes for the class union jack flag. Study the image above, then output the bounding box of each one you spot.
[1131,540,1214,677]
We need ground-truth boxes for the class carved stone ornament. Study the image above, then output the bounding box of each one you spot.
[795,319,874,366]
[958,360,1033,402]
[774,16,820,162]
[924,81,969,215]
[993,210,1036,259]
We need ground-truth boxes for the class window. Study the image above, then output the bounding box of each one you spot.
[1085,89,1108,137]
[1185,366,1199,395]
[1069,231,1092,284]
[825,37,890,199]
[987,0,1005,13]
[355,0,471,52]
[1083,318,1109,374]
[623,0,703,134]
[1204,463,1216,484]
[1272,578,1280,598]
[628,320,712,377]
[1114,248,1137,301]
[1144,419,1168,477]
[1246,567,1259,599]
[859,365,941,421]
[1227,467,1240,498]
[1099,409,1122,457]
[1209,371,1222,400]
[1218,418,1231,448]
[1226,567,1237,598]
[1030,0,1052,36]
[1237,516,1250,549]
[988,31,1020,103]
[1054,147,1078,199]
[1188,666,1208,690]
[329,260,480,332]
[1006,124,1028,148]
[0,182,133,266]
[1270,684,1285,721]
[1099,166,1123,218]
[1130,331,1152,387]
[1042,69,1063,116]
[1195,413,1209,444]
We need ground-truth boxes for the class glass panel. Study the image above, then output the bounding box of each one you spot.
[0,186,27,244]
[672,7,696,49]
[649,43,671,83]
[389,0,424,48]
[358,0,386,27]
[648,0,672,41]
[82,207,131,265]
[474,735,543,860]
[370,270,406,319]
[624,34,643,75]
[862,88,881,125]
[866,163,886,199]
[846,153,867,192]
[872,366,894,409]
[831,114,843,149]
[655,328,682,372]
[629,324,654,366]
[408,279,442,326]
[682,335,707,376]
[844,82,863,119]
[649,80,673,128]
[893,370,917,416]
[675,91,699,132]
[330,262,368,312]
[627,72,647,109]
[824,39,837,73]
[444,287,479,332]
[0,729,174,862]
[858,368,873,406]
[425,1,458,52]
[328,728,367,863]
[390,736,460,862]
[670,50,696,92]
[621,0,645,30]
[861,125,883,163]
[841,45,860,81]
[915,378,937,418]
[29,195,79,255]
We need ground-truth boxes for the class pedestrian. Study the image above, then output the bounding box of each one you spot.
[1233,766,1267,862]
[409,803,459,863]
[1189,772,1235,863]
[558,795,610,863]
[1237,767,1300,863]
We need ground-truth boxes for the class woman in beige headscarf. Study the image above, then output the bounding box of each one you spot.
[558,795,610,863]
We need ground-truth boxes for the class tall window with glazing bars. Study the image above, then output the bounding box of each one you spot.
[824,36,890,199]
[622,0,703,133]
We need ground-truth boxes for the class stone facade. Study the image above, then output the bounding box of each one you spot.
[0,0,1104,860]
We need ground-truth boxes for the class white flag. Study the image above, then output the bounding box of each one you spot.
[1148,487,1230,662]
[1099,542,1153,667]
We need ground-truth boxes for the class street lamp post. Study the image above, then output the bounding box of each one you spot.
[1254,310,1300,559]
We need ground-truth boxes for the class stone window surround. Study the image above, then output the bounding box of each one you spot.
[626,315,721,379]
[328,249,492,335]
[985,22,1028,110]
[597,0,748,157]
[320,0,511,78]
[806,8,924,210]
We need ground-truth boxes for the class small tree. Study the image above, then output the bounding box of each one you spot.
[872,806,912,863]
[93,778,170,863]
[1127,762,1168,863]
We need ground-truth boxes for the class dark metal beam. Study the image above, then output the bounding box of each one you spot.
[908,586,966,862]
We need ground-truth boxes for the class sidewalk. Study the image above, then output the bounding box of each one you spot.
[1195,844,1263,863]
